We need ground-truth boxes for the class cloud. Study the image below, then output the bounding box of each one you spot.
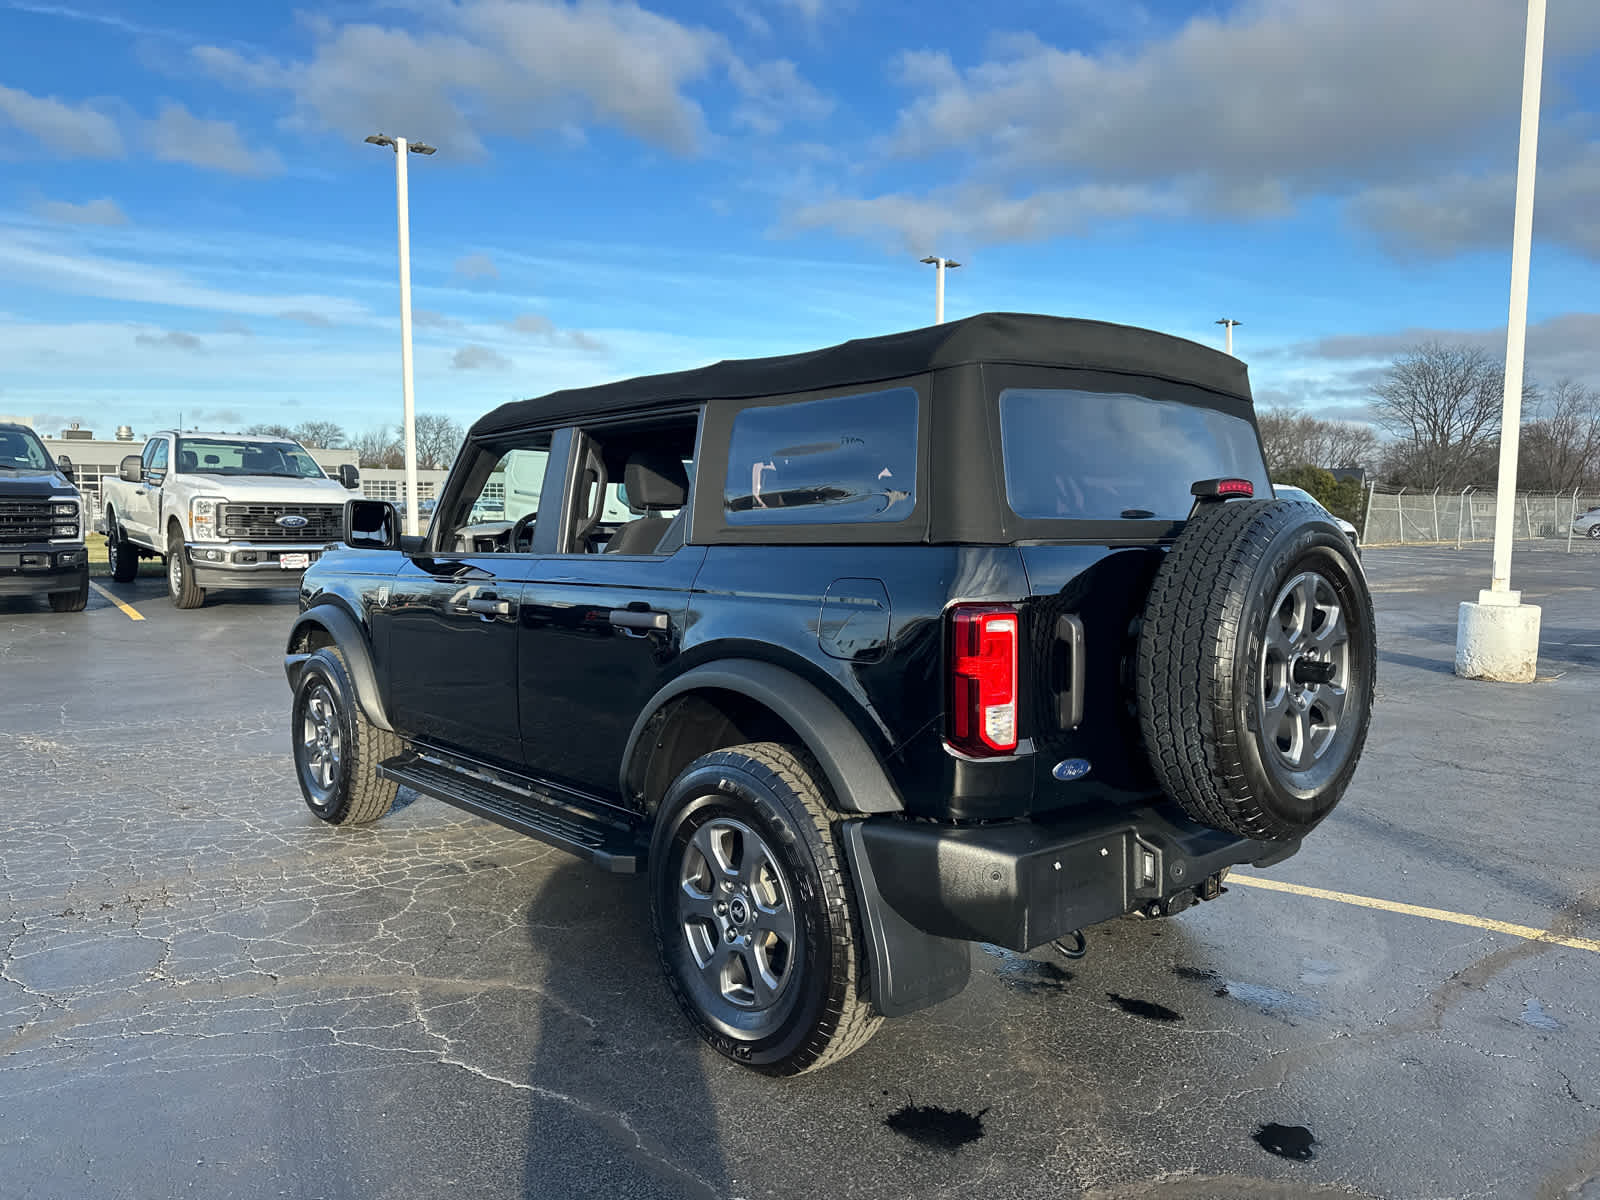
[507,313,553,335]
[452,344,511,369]
[727,57,832,135]
[278,309,335,327]
[453,253,499,280]
[32,197,128,225]
[793,0,1600,257]
[219,318,253,336]
[413,309,462,329]
[193,0,726,158]
[0,83,123,157]
[135,329,204,352]
[505,312,605,352]
[145,102,283,175]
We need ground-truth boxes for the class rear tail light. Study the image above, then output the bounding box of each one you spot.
[947,605,1019,756]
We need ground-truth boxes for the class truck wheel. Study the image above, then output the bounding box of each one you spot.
[1137,499,1376,842]
[291,646,402,825]
[105,512,138,583]
[48,576,89,613]
[649,743,881,1076]
[166,527,206,609]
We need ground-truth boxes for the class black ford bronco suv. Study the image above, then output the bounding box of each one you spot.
[0,422,89,612]
[284,313,1374,1074]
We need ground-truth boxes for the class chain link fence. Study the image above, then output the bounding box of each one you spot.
[1361,487,1600,548]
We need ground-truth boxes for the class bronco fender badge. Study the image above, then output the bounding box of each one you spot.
[1052,758,1092,782]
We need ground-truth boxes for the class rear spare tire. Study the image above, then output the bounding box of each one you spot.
[1136,498,1375,841]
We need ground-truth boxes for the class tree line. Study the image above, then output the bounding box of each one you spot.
[247,414,465,470]
[1259,342,1600,503]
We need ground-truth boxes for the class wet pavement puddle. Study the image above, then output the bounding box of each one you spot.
[1254,1123,1318,1162]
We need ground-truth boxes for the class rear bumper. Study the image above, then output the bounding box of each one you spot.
[0,549,88,597]
[187,541,325,589]
[858,804,1298,952]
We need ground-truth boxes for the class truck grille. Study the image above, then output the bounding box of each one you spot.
[218,503,341,541]
[0,500,54,545]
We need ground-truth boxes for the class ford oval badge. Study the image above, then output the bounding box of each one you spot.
[1052,758,1092,782]
[276,514,310,529]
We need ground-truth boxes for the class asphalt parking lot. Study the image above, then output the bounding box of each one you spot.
[2,545,1597,1200]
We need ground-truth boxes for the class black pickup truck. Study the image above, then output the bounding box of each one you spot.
[283,313,1375,1074]
[0,423,88,612]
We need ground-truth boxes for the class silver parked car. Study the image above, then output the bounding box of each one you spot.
[1573,505,1600,539]
[1273,483,1361,553]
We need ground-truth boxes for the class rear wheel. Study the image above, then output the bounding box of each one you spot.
[649,743,880,1075]
[105,512,139,583]
[166,526,205,609]
[291,646,402,825]
[1137,499,1375,841]
[1588,524,1600,540]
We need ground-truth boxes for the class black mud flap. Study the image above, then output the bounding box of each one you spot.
[841,821,972,1018]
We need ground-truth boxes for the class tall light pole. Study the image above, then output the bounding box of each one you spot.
[920,256,961,324]
[1455,0,1545,683]
[366,132,436,536]
[1216,317,1242,357]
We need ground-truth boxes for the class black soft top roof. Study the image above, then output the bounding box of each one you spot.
[470,311,1251,438]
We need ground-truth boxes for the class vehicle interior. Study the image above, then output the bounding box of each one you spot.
[442,417,698,557]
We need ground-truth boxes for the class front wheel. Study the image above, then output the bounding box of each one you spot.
[291,647,402,825]
[166,528,206,609]
[1588,524,1600,540]
[48,575,89,612]
[649,743,880,1075]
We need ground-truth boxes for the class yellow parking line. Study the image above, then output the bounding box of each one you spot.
[88,581,145,621]
[1230,875,1600,955]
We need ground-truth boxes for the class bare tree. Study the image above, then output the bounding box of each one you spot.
[1256,409,1380,475]
[1369,343,1515,489]
[413,413,464,470]
[1519,379,1600,493]
[291,420,348,449]
[246,422,295,439]
[352,426,401,469]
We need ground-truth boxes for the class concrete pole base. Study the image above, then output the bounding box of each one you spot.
[1455,591,1542,682]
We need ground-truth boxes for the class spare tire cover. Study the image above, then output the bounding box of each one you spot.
[1136,498,1375,841]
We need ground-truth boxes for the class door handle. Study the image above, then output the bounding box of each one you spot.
[609,608,668,632]
[466,595,512,616]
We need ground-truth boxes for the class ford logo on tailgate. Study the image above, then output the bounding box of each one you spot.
[276,514,309,529]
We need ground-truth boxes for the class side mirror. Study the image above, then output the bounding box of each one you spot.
[343,498,400,551]
[119,455,143,483]
[338,464,361,490]
[56,454,75,482]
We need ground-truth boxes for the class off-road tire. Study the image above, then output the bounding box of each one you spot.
[1137,499,1375,841]
[291,646,403,825]
[649,742,881,1075]
[166,526,206,609]
[48,576,89,612]
[104,511,139,583]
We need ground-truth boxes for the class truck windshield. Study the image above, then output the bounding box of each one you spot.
[0,428,51,472]
[175,438,327,479]
[999,387,1269,521]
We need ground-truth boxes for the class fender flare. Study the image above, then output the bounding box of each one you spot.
[621,658,905,815]
[284,603,394,732]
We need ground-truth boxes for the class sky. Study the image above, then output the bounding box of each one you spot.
[2,0,1599,442]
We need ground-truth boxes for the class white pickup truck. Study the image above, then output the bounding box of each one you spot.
[98,430,361,608]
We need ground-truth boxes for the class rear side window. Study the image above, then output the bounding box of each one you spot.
[999,387,1269,521]
[724,388,918,525]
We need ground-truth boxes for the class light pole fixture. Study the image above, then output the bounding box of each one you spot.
[1456,0,1546,682]
[1215,317,1242,357]
[367,132,437,536]
[920,256,961,324]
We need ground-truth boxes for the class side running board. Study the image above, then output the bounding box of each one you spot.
[377,751,644,873]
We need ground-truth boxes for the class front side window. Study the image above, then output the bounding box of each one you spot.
[724,388,918,525]
[175,438,322,478]
[0,428,50,471]
[999,387,1269,522]
[146,439,169,472]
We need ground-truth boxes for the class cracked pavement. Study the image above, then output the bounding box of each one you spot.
[2,548,1597,1199]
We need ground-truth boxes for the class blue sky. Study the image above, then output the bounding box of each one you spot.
[3,0,1599,441]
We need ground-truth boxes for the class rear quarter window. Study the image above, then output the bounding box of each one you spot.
[999,387,1269,521]
[724,387,918,525]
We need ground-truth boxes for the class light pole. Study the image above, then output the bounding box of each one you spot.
[1455,0,1545,682]
[920,256,961,324]
[1216,317,1242,356]
[366,132,437,536]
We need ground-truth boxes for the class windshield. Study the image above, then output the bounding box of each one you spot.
[0,428,51,472]
[175,438,326,479]
[999,387,1269,522]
